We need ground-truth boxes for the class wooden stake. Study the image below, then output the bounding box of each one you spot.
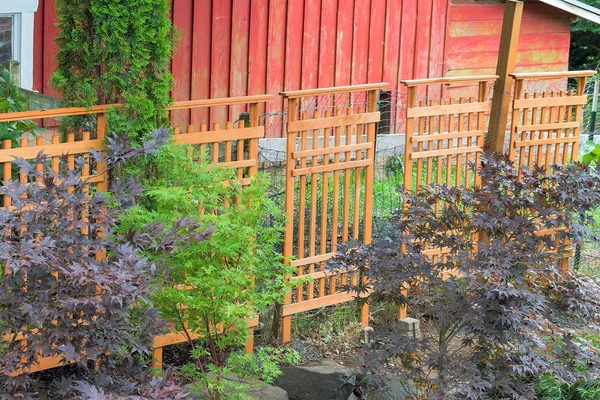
[486,0,523,153]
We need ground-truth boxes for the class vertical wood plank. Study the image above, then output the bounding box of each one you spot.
[172,0,194,127]
[285,0,304,93]
[282,97,298,342]
[351,0,371,86]
[248,0,269,106]
[428,0,448,98]
[190,0,212,127]
[487,0,523,152]
[334,0,354,87]
[211,1,233,125]
[414,0,433,97]
[302,0,321,90]
[265,0,288,137]
[33,0,45,92]
[230,0,251,121]
[318,0,337,88]
[367,0,386,84]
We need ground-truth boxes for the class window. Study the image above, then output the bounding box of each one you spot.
[0,1,38,90]
[0,14,19,68]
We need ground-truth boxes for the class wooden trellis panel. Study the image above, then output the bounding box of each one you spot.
[280,83,387,342]
[0,95,270,376]
[508,70,596,172]
[399,75,497,319]
[401,75,498,193]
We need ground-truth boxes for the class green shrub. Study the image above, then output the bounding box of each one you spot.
[51,0,174,141]
[118,143,294,399]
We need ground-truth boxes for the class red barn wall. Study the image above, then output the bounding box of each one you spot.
[32,0,573,137]
[444,2,571,98]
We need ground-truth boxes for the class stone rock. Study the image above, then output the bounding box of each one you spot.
[183,379,288,400]
[246,382,289,400]
[274,359,356,400]
[364,375,416,400]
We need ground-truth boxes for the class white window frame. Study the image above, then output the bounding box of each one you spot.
[0,1,38,90]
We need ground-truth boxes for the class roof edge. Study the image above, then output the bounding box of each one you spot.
[539,0,600,24]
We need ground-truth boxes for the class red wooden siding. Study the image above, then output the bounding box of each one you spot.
[445,3,572,98]
[33,0,573,137]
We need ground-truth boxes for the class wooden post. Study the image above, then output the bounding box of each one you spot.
[486,0,523,153]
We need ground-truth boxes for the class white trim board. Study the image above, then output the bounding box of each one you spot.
[0,1,39,14]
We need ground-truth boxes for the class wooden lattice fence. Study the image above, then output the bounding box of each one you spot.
[0,95,270,375]
[279,83,386,342]
[508,70,596,172]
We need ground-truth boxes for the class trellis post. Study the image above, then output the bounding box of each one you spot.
[486,0,523,153]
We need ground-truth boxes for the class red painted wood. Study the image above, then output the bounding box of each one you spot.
[42,0,58,97]
[284,0,304,92]
[31,0,575,140]
[449,18,570,38]
[265,0,287,137]
[210,0,232,124]
[190,0,212,127]
[172,0,193,127]
[446,33,571,54]
[33,0,44,92]
[334,0,354,87]
[351,0,370,86]
[414,0,432,97]
[317,0,336,89]
[247,0,268,111]
[367,0,385,84]
[446,48,570,70]
[230,0,251,121]
[382,0,402,132]
[428,0,448,99]
[382,0,401,86]
[450,3,569,21]
[399,0,417,82]
[302,0,321,90]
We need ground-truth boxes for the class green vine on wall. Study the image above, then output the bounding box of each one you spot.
[50,0,175,142]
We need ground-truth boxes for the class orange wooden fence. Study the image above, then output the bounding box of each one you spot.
[401,75,498,193]
[508,70,596,172]
[0,72,595,374]
[279,83,386,342]
[0,95,270,375]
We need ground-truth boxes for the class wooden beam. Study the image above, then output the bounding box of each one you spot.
[486,0,524,153]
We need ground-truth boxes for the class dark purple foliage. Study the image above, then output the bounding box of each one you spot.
[329,153,600,399]
[0,127,208,392]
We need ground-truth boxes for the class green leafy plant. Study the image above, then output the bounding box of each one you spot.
[51,0,174,141]
[580,140,600,164]
[0,68,45,146]
[118,143,294,399]
[181,347,300,400]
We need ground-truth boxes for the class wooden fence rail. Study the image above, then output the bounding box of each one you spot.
[0,95,270,375]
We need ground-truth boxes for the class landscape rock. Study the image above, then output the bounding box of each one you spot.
[183,379,288,400]
[274,359,356,400]
[246,381,289,400]
[363,374,416,400]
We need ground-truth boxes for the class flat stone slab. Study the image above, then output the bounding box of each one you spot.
[274,359,356,400]
[247,382,289,400]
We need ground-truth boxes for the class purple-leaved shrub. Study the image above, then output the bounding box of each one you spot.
[329,153,600,399]
[0,128,209,394]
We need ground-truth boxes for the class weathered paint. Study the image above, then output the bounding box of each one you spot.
[33,0,573,137]
[445,3,571,98]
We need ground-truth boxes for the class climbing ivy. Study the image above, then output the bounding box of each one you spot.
[50,0,175,142]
